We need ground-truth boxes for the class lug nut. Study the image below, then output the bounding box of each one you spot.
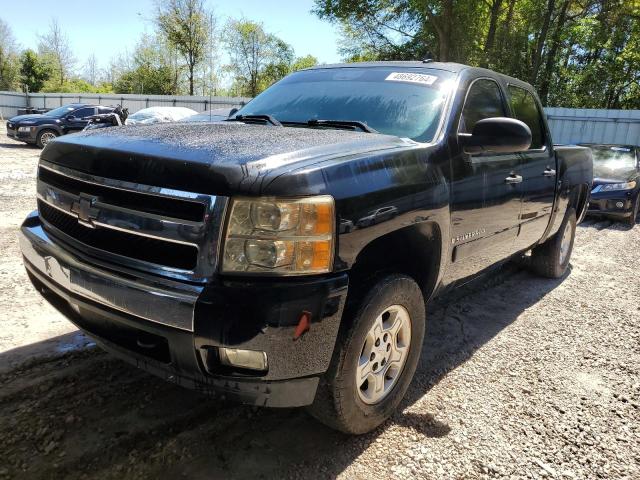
[383,333,389,342]
[372,362,379,371]
[375,338,380,347]
[386,344,391,352]
[370,352,375,361]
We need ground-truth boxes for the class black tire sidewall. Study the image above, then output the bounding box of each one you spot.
[330,275,425,434]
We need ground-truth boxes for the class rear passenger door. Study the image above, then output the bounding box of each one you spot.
[507,86,556,250]
[448,78,523,281]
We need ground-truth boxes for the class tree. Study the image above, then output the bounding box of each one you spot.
[156,0,211,95]
[84,54,99,86]
[113,34,176,94]
[313,0,640,109]
[224,19,296,96]
[20,50,52,92]
[0,18,20,91]
[38,19,76,86]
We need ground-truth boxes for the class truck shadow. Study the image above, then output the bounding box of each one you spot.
[0,264,567,479]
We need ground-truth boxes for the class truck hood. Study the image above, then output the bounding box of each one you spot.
[41,122,412,195]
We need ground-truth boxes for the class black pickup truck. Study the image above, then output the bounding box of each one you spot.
[19,62,592,434]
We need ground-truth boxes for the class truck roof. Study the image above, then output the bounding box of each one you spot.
[308,61,535,92]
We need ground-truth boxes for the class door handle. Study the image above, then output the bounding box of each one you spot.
[505,174,523,184]
[543,168,556,177]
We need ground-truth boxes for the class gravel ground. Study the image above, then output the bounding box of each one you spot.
[0,125,638,479]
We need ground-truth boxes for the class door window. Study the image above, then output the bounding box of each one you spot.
[71,107,95,119]
[507,86,545,149]
[459,79,506,133]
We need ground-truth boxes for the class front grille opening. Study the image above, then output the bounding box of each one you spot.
[74,307,171,364]
[39,200,198,270]
[39,166,206,222]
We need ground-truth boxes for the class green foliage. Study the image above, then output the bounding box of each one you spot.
[224,19,298,96]
[0,18,20,91]
[314,0,640,108]
[224,21,319,96]
[41,78,113,94]
[156,0,211,95]
[112,35,177,95]
[20,50,52,92]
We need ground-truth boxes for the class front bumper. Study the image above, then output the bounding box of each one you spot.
[20,211,348,407]
[587,191,637,217]
[6,126,36,143]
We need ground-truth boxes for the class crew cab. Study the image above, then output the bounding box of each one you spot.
[19,62,592,434]
[6,103,116,148]
[583,144,639,226]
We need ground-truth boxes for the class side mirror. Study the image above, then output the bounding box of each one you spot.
[67,115,76,121]
[228,107,239,118]
[459,117,531,154]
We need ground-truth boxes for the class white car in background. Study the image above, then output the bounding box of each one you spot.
[125,106,198,125]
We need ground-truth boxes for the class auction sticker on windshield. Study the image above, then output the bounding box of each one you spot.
[385,72,438,86]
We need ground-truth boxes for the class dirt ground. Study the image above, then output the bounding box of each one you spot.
[0,125,638,479]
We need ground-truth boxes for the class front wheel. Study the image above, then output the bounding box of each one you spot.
[529,208,576,278]
[308,274,425,434]
[36,129,59,149]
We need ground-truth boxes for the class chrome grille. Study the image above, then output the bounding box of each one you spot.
[36,160,227,281]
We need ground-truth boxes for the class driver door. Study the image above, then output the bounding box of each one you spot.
[447,78,524,281]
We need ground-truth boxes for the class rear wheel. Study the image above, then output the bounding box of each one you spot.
[36,129,58,149]
[308,274,425,434]
[529,208,576,278]
[625,194,639,227]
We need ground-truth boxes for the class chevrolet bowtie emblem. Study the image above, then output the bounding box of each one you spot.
[71,194,99,228]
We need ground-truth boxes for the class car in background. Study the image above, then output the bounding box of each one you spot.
[125,106,198,126]
[583,144,640,226]
[180,107,234,123]
[6,104,116,148]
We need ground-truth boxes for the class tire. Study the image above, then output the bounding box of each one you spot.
[625,194,639,227]
[529,208,576,278]
[308,274,425,434]
[36,129,59,149]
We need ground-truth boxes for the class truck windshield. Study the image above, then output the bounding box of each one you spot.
[591,146,637,176]
[235,67,454,142]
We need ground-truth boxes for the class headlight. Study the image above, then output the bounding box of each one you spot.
[221,196,335,275]
[598,181,636,192]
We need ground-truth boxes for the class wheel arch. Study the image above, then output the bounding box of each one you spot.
[346,222,443,303]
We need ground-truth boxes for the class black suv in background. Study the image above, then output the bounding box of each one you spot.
[6,104,116,148]
[584,144,640,226]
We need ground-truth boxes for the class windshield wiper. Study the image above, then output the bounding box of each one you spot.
[306,119,378,133]
[226,114,282,126]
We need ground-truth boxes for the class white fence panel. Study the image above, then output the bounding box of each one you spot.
[545,107,640,145]
[0,91,28,119]
[25,92,251,113]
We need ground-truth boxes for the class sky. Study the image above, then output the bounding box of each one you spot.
[0,0,342,71]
